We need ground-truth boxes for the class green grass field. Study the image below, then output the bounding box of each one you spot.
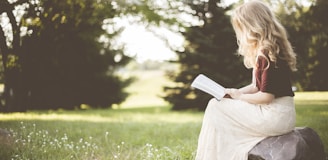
[0,71,327,159]
[0,95,327,160]
[0,107,203,159]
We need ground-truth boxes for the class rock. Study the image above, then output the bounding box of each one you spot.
[248,127,326,160]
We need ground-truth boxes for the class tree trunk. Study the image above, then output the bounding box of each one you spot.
[0,0,29,112]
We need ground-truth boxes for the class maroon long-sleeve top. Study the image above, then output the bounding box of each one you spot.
[255,55,294,97]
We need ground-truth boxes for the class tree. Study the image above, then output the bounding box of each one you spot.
[20,0,134,110]
[276,0,328,91]
[301,0,328,90]
[0,0,29,112]
[0,0,133,111]
[163,0,250,110]
[0,0,181,112]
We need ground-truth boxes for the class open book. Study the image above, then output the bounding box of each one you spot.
[191,74,226,100]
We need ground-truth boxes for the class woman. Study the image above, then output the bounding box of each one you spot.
[195,1,297,159]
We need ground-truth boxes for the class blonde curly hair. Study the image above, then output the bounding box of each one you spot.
[231,0,297,71]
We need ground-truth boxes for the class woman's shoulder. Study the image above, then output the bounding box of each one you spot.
[256,52,270,70]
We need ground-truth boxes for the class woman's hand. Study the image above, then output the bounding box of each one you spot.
[225,88,242,99]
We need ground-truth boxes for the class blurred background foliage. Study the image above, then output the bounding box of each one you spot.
[0,0,327,112]
[164,0,328,110]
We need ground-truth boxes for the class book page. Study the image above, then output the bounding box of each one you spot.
[191,74,225,100]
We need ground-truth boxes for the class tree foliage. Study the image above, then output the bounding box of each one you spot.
[0,0,182,112]
[1,0,327,112]
[0,0,134,111]
[20,0,135,110]
[277,0,328,91]
[300,0,328,90]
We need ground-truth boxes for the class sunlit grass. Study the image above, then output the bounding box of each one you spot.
[0,107,202,124]
[294,92,328,155]
[295,91,328,101]
[0,107,202,160]
[0,112,114,122]
[294,91,328,105]
[7,121,196,160]
[118,70,170,108]
[0,71,327,160]
[294,92,328,154]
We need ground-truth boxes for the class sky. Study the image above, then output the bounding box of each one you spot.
[114,0,239,62]
[115,24,184,62]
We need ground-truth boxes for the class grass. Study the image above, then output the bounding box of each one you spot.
[294,92,328,155]
[0,107,203,160]
[0,70,327,159]
[118,70,171,108]
[0,92,327,159]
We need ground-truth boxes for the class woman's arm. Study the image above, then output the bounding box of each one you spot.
[225,89,274,104]
[225,69,274,104]
[239,91,274,104]
[238,83,258,94]
[238,69,258,94]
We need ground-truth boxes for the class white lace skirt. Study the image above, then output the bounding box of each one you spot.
[195,97,295,160]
